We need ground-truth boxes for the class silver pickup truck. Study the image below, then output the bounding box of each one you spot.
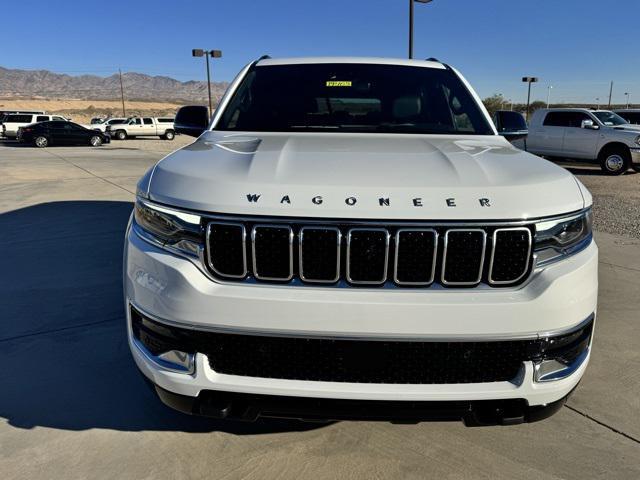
[526,108,640,175]
[107,116,175,140]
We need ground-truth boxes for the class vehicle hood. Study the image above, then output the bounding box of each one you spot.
[145,131,586,220]
[610,124,640,132]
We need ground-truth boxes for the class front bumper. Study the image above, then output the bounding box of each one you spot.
[630,147,640,165]
[125,221,598,420]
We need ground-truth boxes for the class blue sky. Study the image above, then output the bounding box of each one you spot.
[3,0,639,104]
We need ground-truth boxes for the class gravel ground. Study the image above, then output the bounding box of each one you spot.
[559,162,640,239]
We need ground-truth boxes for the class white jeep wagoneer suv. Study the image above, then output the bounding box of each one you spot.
[124,57,597,425]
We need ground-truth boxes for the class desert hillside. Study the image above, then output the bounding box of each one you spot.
[0,66,227,122]
[0,98,185,123]
[0,66,227,102]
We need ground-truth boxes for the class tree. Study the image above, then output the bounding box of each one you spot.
[482,94,506,117]
[528,101,546,114]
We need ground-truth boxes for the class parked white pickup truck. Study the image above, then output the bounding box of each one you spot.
[526,108,640,174]
[107,117,175,140]
[83,117,128,133]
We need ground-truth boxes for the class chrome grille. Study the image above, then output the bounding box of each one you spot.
[299,227,341,283]
[204,220,534,288]
[346,228,390,284]
[394,229,438,285]
[489,228,532,284]
[442,229,487,286]
[206,222,247,278]
[251,225,293,281]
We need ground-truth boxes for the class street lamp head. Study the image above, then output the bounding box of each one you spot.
[210,50,222,58]
[414,0,433,3]
[192,49,204,57]
[522,77,539,83]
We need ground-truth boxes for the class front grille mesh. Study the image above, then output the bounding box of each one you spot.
[442,230,486,285]
[205,220,533,288]
[347,229,389,283]
[205,333,534,384]
[131,306,593,386]
[299,227,340,282]
[252,226,292,280]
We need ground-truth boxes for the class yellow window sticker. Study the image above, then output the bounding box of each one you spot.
[326,80,352,87]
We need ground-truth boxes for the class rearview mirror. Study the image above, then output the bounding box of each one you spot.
[581,119,599,130]
[493,110,528,142]
[175,105,210,137]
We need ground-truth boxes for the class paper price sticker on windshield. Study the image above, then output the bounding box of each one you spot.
[326,80,352,87]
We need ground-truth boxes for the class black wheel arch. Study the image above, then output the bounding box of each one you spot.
[598,142,631,160]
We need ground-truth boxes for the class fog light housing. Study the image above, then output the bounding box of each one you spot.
[130,305,196,374]
[533,316,594,382]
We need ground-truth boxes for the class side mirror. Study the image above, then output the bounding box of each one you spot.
[175,105,210,137]
[581,119,599,130]
[493,110,528,142]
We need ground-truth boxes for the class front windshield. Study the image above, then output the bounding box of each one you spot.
[216,63,494,135]
[593,111,628,126]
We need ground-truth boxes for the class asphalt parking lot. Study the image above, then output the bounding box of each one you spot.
[1,138,639,479]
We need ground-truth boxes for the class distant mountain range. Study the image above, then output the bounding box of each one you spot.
[0,66,229,103]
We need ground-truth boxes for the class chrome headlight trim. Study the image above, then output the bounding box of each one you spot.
[534,208,593,267]
[133,197,203,258]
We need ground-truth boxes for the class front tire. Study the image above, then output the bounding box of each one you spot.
[115,130,127,140]
[34,136,48,148]
[599,147,630,175]
[89,135,103,147]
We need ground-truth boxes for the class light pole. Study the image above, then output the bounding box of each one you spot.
[192,49,222,115]
[625,92,630,109]
[596,97,600,110]
[546,85,553,108]
[409,0,433,59]
[522,76,539,121]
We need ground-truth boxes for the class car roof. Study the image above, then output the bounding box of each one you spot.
[538,108,595,113]
[255,56,446,70]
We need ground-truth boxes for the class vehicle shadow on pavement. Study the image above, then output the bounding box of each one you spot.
[0,201,324,434]
[563,166,638,176]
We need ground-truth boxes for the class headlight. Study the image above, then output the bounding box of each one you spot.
[534,209,593,266]
[635,135,640,146]
[133,198,203,257]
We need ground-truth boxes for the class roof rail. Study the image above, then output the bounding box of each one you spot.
[425,57,439,62]
[257,55,271,61]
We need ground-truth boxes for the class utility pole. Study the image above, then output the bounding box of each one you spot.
[192,49,222,115]
[522,76,539,121]
[546,85,553,108]
[118,68,126,117]
[625,92,630,109]
[408,0,433,59]
[607,81,613,108]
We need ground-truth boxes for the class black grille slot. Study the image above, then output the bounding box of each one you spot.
[205,333,533,384]
[347,229,389,284]
[252,225,293,281]
[207,223,246,278]
[490,228,532,284]
[299,227,341,282]
[394,229,437,285]
[442,230,486,285]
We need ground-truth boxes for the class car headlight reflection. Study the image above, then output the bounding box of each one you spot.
[133,198,203,257]
[534,209,593,266]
